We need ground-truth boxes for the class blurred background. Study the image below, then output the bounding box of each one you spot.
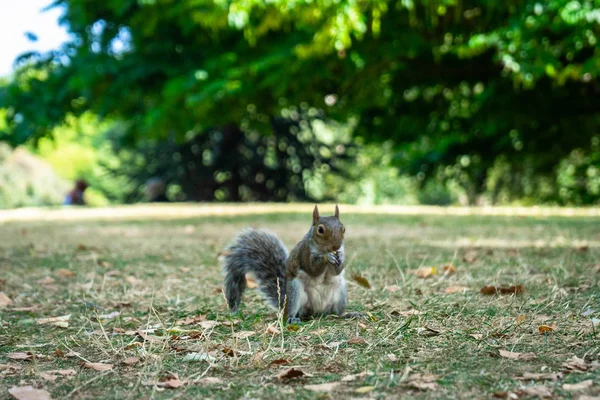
[0,0,599,209]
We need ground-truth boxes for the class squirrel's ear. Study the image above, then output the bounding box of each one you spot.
[335,204,340,218]
[313,205,320,225]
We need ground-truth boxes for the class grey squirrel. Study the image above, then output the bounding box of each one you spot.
[221,205,359,324]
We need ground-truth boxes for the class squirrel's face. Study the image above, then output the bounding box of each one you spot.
[313,216,345,252]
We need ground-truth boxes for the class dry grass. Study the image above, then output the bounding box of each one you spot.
[0,204,599,399]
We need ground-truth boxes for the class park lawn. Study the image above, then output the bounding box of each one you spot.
[0,205,599,399]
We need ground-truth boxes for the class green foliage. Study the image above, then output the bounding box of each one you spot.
[0,0,599,204]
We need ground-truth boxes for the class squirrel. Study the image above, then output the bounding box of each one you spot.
[221,205,360,324]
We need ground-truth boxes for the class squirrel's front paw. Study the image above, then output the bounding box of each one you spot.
[327,252,340,266]
[286,317,301,325]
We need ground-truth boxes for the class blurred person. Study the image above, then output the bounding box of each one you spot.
[146,177,169,202]
[64,179,88,205]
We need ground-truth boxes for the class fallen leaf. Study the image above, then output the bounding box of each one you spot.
[270,359,291,366]
[267,326,280,335]
[11,306,38,312]
[287,325,300,332]
[97,311,120,320]
[233,330,255,339]
[355,386,376,394]
[8,386,52,400]
[385,284,401,293]
[538,325,555,334]
[123,357,139,365]
[65,351,80,358]
[499,350,536,360]
[463,250,478,263]
[182,352,216,362]
[387,354,398,362]
[54,349,64,358]
[519,385,553,398]
[417,326,441,337]
[274,368,307,380]
[444,286,469,294]
[136,330,165,344]
[443,264,456,275]
[38,277,56,286]
[245,274,258,289]
[517,372,563,381]
[197,377,224,385]
[176,315,207,325]
[351,273,371,289]
[563,380,593,391]
[36,314,71,328]
[125,276,143,285]
[410,267,436,279]
[40,369,77,382]
[469,334,483,340]
[347,337,366,345]
[563,356,588,371]
[341,371,374,382]
[97,260,112,268]
[83,362,113,372]
[404,373,439,390]
[480,285,524,295]
[179,267,191,273]
[0,292,13,308]
[8,352,33,361]
[55,269,76,278]
[516,315,526,324]
[304,382,341,393]
[105,270,120,277]
[392,309,422,317]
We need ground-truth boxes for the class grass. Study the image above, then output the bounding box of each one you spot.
[1,204,599,399]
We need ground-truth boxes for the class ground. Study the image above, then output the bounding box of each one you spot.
[0,204,599,399]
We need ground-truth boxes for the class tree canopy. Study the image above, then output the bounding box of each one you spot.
[1,0,599,203]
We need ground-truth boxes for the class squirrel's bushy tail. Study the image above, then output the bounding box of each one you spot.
[221,229,288,312]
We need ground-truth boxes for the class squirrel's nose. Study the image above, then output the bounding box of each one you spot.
[332,244,341,252]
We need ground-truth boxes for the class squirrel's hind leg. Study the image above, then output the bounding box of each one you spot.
[285,278,308,324]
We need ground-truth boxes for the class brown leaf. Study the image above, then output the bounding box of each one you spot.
[469,334,483,340]
[176,314,207,325]
[443,264,456,275]
[563,380,593,391]
[269,359,291,366]
[38,277,56,286]
[463,250,478,263]
[405,373,439,390]
[417,326,441,337]
[385,284,401,293]
[55,269,76,278]
[351,273,371,289]
[179,267,191,273]
[499,350,536,360]
[341,371,374,382]
[125,276,143,285]
[445,286,469,294]
[304,382,341,393]
[8,352,34,361]
[65,351,80,358]
[233,330,255,339]
[517,372,563,381]
[196,377,224,385]
[516,315,527,325]
[40,369,77,382]
[245,274,258,289]
[347,336,367,345]
[480,285,524,295]
[518,385,553,398]
[563,356,588,371]
[97,260,112,268]
[136,330,165,344]
[36,315,70,328]
[266,326,280,335]
[274,368,307,380]
[83,362,113,372]
[8,386,52,400]
[410,267,437,279]
[0,292,13,308]
[123,357,139,366]
[538,325,556,334]
[392,309,422,317]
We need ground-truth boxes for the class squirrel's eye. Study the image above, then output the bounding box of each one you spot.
[317,225,325,235]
